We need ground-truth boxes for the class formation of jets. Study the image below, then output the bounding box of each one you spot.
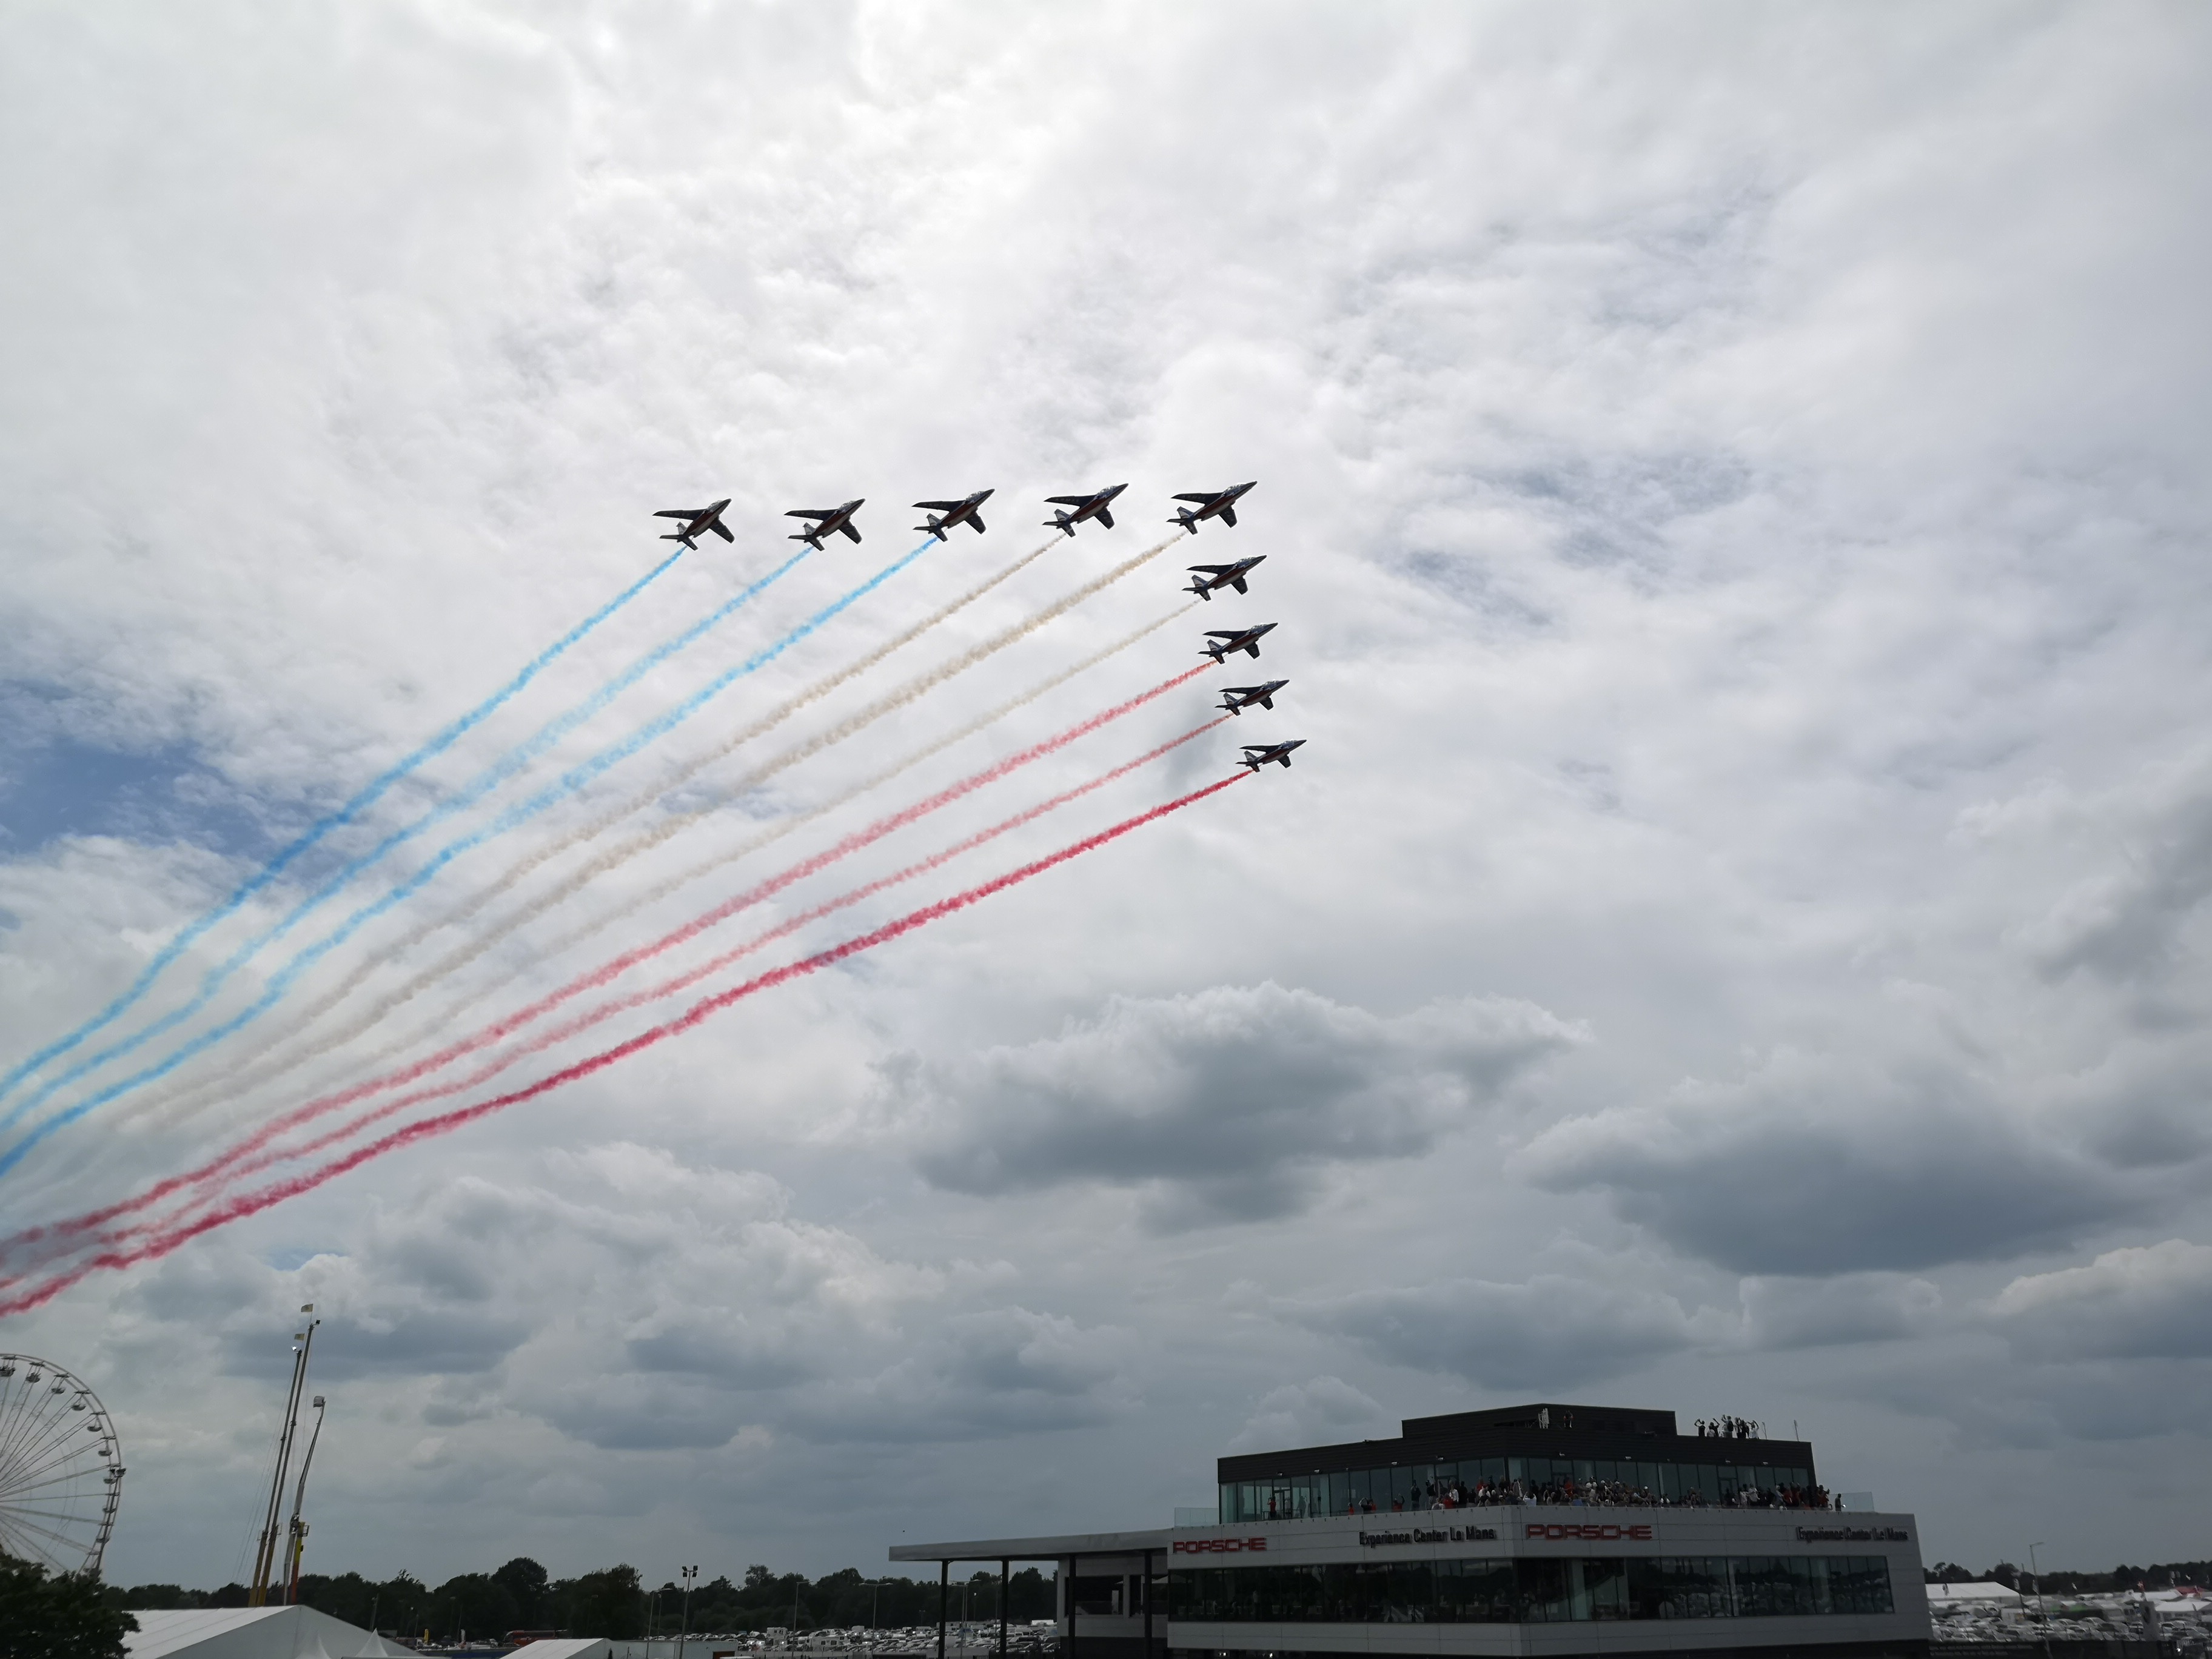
[657,484,1269,554]
[647,477,1304,776]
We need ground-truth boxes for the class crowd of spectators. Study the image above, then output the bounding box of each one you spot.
[1307,1477,1842,1517]
[1695,1416,1766,1440]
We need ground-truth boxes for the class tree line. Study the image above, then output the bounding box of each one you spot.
[101,1560,1057,1641]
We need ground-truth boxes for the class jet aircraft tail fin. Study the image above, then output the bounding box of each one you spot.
[661,532,694,546]
[1171,508,1199,532]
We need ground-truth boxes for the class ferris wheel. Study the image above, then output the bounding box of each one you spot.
[0,1354,124,1577]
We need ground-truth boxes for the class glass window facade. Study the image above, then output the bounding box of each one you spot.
[1170,1555,1895,1623]
[1221,1458,1818,1520]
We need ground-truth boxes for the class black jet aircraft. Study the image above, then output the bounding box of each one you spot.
[1187,555,1265,600]
[1201,622,1277,663]
[1043,483,1127,537]
[914,489,993,541]
[653,498,734,549]
[1218,679,1288,716]
[786,499,865,549]
[1170,480,1257,533]
[1240,739,1305,772]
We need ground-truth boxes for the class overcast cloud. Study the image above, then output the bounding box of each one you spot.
[2,0,2210,1590]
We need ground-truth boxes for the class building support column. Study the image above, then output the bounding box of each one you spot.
[1142,1550,1153,1659]
[998,1560,1008,1659]
[1067,1555,1078,1659]
[938,1561,948,1659]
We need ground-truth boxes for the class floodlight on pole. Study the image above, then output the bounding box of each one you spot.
[249,1305,318,1606]
[2029,1543,2054,1659]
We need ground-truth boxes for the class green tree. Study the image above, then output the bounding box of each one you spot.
[492,1560,551,1630]
[558,1566,643,1640]
[374,1572,429,1638]
[429,1575,520,1643]
[0,1557,138,1659]
[294,1572,377,1629]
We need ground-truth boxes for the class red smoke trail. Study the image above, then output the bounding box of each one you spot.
[155,717,1233,1208]
[0,773,1248,1318]
[0,663,1218,1272]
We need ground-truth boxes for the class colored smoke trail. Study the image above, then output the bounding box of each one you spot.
[0,773,1248,1318]
[0,538,940,1178]
[53,719,1232,1256]
[364,533,1188,1010]
[121,535,1067,1135]
[14,671,1223,1261]
[0,545,689,1111]
[522,605,1198,969]
[119,541,1183,1144]
[233,602,1196,1110]
[0,541,811,1141]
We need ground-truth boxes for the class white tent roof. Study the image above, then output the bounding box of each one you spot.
[512,1641,610,1659]
[1927,1583,2026,1604]
[126,1606,386,1659]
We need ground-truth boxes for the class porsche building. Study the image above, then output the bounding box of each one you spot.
[890,1403,1928,1659]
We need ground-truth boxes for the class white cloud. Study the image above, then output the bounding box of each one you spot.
[1988,1239,2212,1361]
[1227,1376,1390,1455]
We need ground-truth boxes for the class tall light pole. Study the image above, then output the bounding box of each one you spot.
[2028,1543,2053,1659]
[283,1395,327,1604]
[677,1567,698,1659]
[250,1307,318,1606]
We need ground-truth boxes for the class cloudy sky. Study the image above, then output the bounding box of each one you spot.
[3,0,2210,1592]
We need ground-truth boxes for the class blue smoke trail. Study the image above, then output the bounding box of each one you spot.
[0,539,937,1178]
[0,545,689,1111]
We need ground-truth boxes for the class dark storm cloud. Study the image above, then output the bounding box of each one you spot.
[1285,1270,1719,1392]
[1519,1051,2138,1273]
[901,984,1580,1230]
[1738,1273,1941,1350]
